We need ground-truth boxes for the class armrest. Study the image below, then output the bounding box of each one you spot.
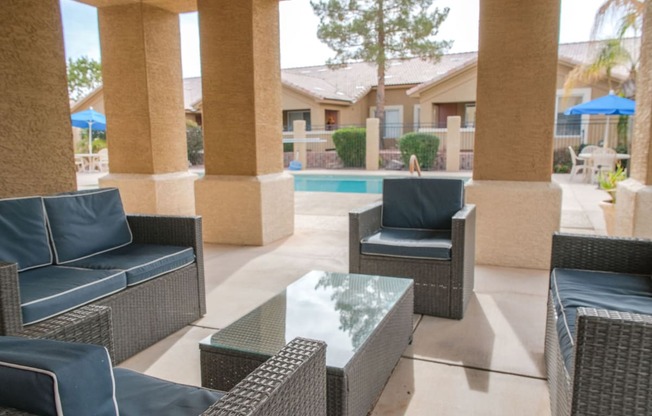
[571,307,652,412]
[127,215,205,314]
[0,261,23,335]
[203,338,327,416]
[551,233,652,275]
[349,201,382,272]
[451,205,476,312]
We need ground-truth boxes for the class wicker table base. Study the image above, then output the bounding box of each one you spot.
[200,271,414,416]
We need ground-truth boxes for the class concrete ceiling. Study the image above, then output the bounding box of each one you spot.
[73,0,198,13]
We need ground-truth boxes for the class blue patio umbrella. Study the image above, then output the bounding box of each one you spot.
[564,92,635,147]
[71,107,106,154]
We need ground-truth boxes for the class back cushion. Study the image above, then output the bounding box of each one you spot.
[0,196,52,271]
[382,178,465,230]
[43,188,133,264]
[0,336,118,416]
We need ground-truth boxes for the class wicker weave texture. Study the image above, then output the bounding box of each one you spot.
[0,338,326,416]
[545,233,652,416]
[0,215,206,364]
[349,201,475,319]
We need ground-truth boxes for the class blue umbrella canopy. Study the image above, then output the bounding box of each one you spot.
[70,107,106,154]
[564,92,635,148]
[564,92,635,116]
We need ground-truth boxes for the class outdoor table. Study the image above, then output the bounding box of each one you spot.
[75,153,100,172]
[199,270,414,416]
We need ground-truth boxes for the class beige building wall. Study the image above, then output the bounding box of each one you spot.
[0,0,76,198]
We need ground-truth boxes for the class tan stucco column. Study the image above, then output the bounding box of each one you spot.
[96,3,195,215]
[465,0,562,269]
[0,0,76,197]
[615,1,652,237]
[195,0,294,245]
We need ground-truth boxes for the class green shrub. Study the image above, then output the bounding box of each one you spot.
[398,132,440,169]
[553,146,573,173]
[186,120,204,165]
[332,127,366,167]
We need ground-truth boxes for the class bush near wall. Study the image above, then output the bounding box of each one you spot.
[332,127,366,168]
[398,132,440,170]
[186,120,204,166]
[553,146,573,173]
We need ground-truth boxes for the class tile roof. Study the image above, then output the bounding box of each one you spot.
[283,38,640,103]
[82,38,641,110]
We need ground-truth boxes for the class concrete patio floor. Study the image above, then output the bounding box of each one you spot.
[78,171,609,415]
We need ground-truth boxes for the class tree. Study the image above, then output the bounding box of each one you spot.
[67,56,102,101]
[310,0,450,147]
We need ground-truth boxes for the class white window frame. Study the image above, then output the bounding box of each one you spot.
[369,105,404,138]
[413,104,421,130]
[555,88,591,138]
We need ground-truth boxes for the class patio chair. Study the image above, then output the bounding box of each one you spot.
[0,336,326,416]
[97,148,109,172]
[349,178,476,319]
[590,147,617,184]
[567,146,590,182]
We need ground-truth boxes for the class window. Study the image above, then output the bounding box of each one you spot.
[413,104,421,130]
[464,103,476,128]
[555,89,591,137]
[370,105,404,139]
[284,110,311,131]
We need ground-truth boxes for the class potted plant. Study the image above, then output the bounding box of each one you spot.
[598,162,627,235]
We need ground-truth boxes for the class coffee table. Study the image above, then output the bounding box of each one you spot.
[200,270,414,416]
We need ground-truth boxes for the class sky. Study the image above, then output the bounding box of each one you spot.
[60,0,613,78]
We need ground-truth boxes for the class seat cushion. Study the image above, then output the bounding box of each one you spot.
[0,196,52,271]
[0,336,118,416]
[361,228,453,260]
[114,368,223,416]
[67,243,195,286]
[19,266,126,325]
[43,188,133,264]
[382,178,464,230]
[551,268,652,372]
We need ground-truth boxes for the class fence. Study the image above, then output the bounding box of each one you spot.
[281,117,634,172]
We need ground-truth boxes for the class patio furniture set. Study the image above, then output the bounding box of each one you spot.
[3,177,648,415]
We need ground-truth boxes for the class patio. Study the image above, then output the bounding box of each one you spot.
[76,171,608,415]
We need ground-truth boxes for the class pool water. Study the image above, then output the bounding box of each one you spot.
[293,175,388,194]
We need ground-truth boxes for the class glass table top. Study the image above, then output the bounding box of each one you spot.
[200,270,412,369]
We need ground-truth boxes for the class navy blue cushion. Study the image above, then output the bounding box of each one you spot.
[19,266,126,325]
[551,268,652,372]
[382,178,464,230]
[0,336,118,416]
[67,244,195,286]
[361,229,452,260]
[43,188,133,264]
[114,368,223,416]
[0,196,52,271]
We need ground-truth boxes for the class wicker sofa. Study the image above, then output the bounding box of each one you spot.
[0,336,326,416]
[545,233,652,416]
[0,189,206,363]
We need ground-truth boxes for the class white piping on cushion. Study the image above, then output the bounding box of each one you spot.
[552,270,574,347]
[0,361,63,415]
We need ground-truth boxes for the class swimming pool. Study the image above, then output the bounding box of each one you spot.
[293,175,389,194]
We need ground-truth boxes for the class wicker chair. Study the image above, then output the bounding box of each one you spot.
[349,178,475,319]
[545,233,652,416]
[0,337,326,416]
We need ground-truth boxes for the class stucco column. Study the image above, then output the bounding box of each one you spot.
[366,118,380,171]
[96,3,196,215]
[465,0,562,269]
[293,120,307,168]
[446,116,461,172]
[615,1,652,237]
[0,0,76,197]
[195,0,294,245]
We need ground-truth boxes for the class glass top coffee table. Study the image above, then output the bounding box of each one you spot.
[200,270,414,416]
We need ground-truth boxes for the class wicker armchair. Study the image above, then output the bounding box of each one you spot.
[545,233,652,416]
[0,337,326,416]
[349,178,475,319]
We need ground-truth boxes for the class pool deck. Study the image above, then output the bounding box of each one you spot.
[76,169,608,415]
